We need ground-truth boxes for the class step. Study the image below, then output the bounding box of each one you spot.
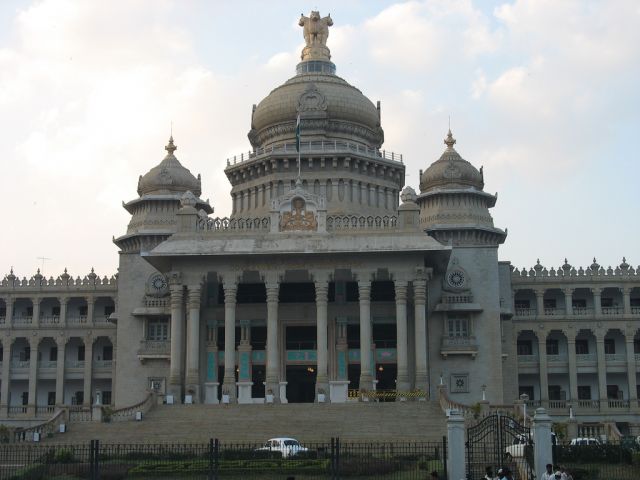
[46,401,447,444]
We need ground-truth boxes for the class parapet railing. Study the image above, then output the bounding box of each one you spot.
[226,140,403,167]
[326,215,397,230]
[513,260,640,278]
[105,391,156,422]
[197,216,271,232]
[12,409,66,443]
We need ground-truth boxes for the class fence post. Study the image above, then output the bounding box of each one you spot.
[95,439,100,480]
[330,437,335,480]
[533,408,553,479]
[89,440,95,480]
[336,437,341,480]
[208,438,214,480]
[442,435,448,478]
[447,410,466,480]
[214,438,219,480]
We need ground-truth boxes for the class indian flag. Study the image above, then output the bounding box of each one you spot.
[295,114,301,152]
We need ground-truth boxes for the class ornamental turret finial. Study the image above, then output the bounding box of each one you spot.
[444,129,456,149]
[165,136,177,156]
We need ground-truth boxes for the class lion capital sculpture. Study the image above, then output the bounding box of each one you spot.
[299,11,333,47]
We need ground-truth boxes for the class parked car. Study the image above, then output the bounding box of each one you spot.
[505,434,532,460]
[256,438,309,458]
[569,437,601,446]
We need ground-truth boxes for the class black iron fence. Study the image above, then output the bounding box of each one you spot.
[0,438,447,479]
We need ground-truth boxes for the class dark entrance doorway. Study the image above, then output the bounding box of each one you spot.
[286,365,316,403]
[376,364,397,390]
[252,366,265,398]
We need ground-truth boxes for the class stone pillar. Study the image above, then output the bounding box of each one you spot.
[59,297,68,326]
[534,288,545,316]
[330,316,349,403]
[358,279,374,391]
[595,332,608,408]
[55,337,67,406]
[563,288,573,316]
[625,334,637,403]
[537,333,549,405]
[265,279,281,401]
[86,296,95,325]
[204,319,219,404]
[28,336,40,415]
[4,298,13,326]
[168,283,184,401]
[222,281,238,402]
[447,411,466,480]
[237,319,253,404]
[592,288,602,316]
[315,274,330,398]
[83,336,93,406]
[414,278,428,392]
[185,285,202,401]
[395,280,410,392]
[533,408,554,478]
[622,287,632,315]
[1,339,12,415]
[32,298,41,327]
[566,332,578,402]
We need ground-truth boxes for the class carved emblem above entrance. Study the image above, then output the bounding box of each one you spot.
[270,179,327,233]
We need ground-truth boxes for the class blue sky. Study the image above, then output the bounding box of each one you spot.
[0,0,638,278]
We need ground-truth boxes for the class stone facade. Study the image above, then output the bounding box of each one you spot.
[1,12,638,436]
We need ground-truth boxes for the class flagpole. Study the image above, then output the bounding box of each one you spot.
[296,114,301,181]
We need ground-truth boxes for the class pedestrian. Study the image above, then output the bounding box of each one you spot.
[497,467,504,480]
[429,470,440,480]
[553,471,563,480]
[541,463,554,480]
[564,468,574,480]
[559,466,568,480]
[485,466,496,480]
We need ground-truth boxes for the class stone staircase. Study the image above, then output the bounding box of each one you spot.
[46,401,447,444]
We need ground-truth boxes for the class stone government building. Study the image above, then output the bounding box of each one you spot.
[1,11,639,434]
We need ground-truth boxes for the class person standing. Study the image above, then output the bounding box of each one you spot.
[541,463,554,480]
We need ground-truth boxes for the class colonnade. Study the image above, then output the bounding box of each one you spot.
[167,270,430,403]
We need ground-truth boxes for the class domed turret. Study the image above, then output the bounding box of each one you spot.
[419,130,483,192]
[115,136,212,253]
[137,137,202,197]
[417,130,506,246]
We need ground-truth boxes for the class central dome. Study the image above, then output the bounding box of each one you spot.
[248,12,383,150]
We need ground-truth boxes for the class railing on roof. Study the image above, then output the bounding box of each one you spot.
[226,141,403,166]
[326,215,397,231]
[197,217,271,232]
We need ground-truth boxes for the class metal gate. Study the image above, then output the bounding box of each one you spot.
[466,413,534,480]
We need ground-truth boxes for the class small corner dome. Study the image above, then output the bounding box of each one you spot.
[419,130,484,193]
[137,137,202,197]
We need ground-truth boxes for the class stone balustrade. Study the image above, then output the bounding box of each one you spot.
[326,215,398,230]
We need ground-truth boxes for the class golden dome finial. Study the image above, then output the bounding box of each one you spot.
[165,136,177,155]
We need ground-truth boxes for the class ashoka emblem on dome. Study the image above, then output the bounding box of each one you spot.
[297,84,327,112]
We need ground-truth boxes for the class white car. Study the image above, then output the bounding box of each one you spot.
[505,434,532,460]
[256,437,309,458]
[569,437,600,446]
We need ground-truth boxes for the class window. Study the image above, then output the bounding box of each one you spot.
[543,299,557,309]
[104,305,115,316]
[0,306,5,317]
[515,300,530,309]
[601,298,614,307]
[346,325,360,349]
[548,385,562,400]
[148,319,169,341]
[447,315,469,337]
[631,298,640,307]
[634,340,640,354]
[577,386,591,400]
[21,392,28,405]
[47,392,56,406]
[49,347,57,362]
[546,339,559,355]
[52,306,60,316]
[73,392,83,405]
[102,391,112,405]
[19,347,30,362]
[26,306,33,317]
[604,339,615,355]
[103,345,113,361]
[77,345,85,361]
[572,299,586,309]
[517,340,533,356]
[607,385,622,399]
[575,340,589,355]
[79,305,88,316]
